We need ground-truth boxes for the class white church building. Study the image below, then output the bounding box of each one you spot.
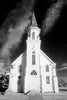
[7,14,59,93]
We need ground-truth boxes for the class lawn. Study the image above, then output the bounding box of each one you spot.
[0,92,67,100]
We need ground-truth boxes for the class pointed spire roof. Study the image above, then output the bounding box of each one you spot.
[31,13,38,27]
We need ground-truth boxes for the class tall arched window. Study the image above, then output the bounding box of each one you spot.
[46,65,49,72]
[32,32,35,40]
[32,51,36,65]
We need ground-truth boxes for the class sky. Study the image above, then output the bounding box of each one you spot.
[0,0,67,68]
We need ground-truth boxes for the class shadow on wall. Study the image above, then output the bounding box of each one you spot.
[17,51,27,93]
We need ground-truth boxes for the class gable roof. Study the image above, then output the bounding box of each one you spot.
[11,53,23,66]
[11,51,26,66]
[40,50,56,65]
[11,50,55,67]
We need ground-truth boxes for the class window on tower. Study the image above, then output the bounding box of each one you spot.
[32,51,36,65]
[32,32,35,40]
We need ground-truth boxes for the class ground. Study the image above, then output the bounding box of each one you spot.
[0,92,67,100]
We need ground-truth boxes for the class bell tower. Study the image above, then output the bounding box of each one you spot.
[24,13,41,93]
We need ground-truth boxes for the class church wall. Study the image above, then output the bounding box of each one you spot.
[53,76,59,93]
[42,76,53,92]
[53,67,59,92]
[41,65,52,76]
[40,51,53,77]
[40,51,52,66]
[24,75,40,93]
[24,76,30,93]
[8,53,24,93]
[41,64,53,92]
[8,65,19,92]
[40,51,56,92]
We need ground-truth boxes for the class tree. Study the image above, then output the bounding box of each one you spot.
[59,78,67,87]
[0,74,9,92]
[0,60,9,92]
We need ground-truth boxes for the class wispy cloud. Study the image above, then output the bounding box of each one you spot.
[41,0,66,35]
[0,0,36,67]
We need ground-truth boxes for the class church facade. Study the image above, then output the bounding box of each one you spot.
[7,14,59,93]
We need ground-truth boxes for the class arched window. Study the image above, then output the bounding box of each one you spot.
[32,51,36,65]
[31,70,37,75]
[46,65,49,72]
[32,32,35,40]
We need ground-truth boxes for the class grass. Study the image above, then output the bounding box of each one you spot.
[0,93,28,100]
[0,92,67,100]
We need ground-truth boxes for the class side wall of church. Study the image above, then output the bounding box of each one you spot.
[8,65,19,92]
[8,54,23,92]
[40,51,54,92]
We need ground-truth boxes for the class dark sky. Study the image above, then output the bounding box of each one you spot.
[0,0,67,67]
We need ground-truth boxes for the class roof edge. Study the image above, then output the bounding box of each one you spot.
[40,50,56,65]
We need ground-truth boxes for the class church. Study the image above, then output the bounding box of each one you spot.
[7,14,59,93]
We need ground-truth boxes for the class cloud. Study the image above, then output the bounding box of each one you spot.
[0,0,37,68]
[41,0,65,35]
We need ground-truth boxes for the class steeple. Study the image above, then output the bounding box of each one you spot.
[31,13,38,27]
[27,13,40,40]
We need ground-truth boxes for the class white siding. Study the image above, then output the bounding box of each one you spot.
[24,75,40,93]
[40,50,58,92]
[42,76,53,92]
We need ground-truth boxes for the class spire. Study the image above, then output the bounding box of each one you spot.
[31,13,38,27]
